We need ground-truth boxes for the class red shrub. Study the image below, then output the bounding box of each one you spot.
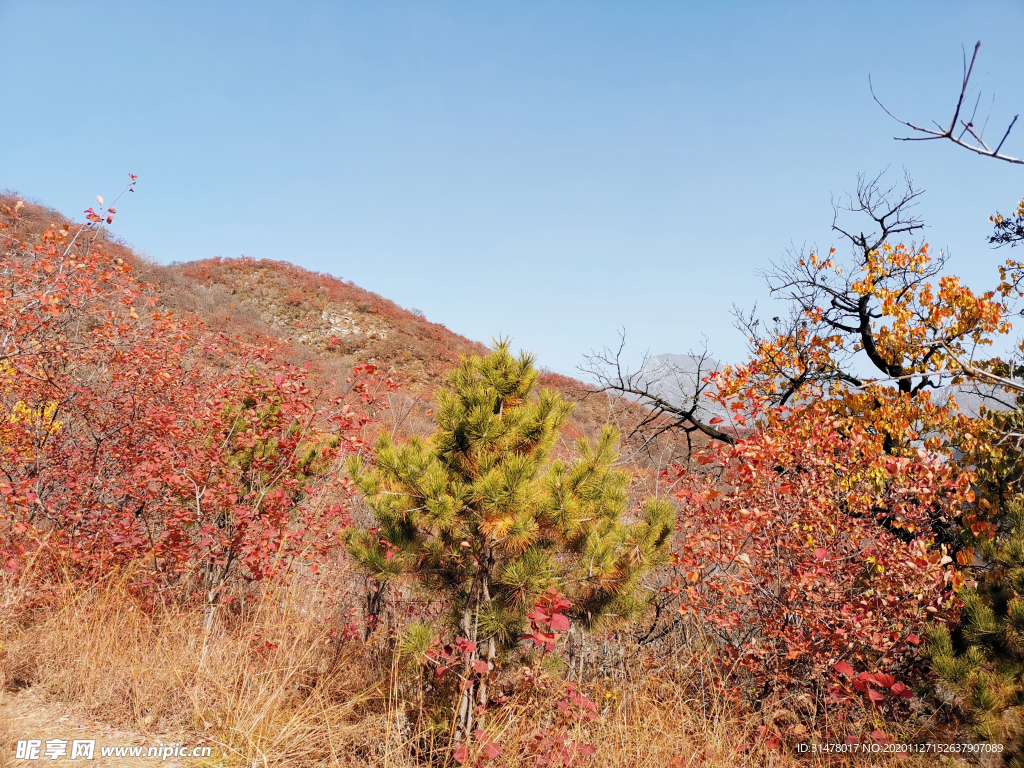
[0,199,371,597]
[664,397,972,730]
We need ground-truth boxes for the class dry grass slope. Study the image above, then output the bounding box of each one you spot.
[0,568,939,768]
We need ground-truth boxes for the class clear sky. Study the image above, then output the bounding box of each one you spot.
[2,1,1022,377]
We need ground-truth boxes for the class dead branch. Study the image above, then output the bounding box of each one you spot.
[580,330,738,446]
[872,41,1022,165]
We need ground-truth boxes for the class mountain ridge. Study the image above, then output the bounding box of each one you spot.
[1,192,674,463]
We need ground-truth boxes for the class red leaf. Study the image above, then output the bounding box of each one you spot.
[709,416,724,425]
[866,688,885,703]
[890,682,913,699]
[906,634,921,645]
[868,673,895,688]
[472,660,489,674]
[834,661,854,676]
[549,613,570,632]
[483,742,501,759]
[814,547,827,561]
[453,744,468,765]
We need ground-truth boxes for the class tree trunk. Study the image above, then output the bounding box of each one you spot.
[456,572,480,740]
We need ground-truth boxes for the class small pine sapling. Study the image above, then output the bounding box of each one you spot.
[346,341,673,739]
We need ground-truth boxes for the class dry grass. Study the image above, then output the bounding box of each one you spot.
[0,567,387,765]
[0,568,955,768]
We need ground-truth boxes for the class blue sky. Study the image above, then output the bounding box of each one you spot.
[2,1,1022,377]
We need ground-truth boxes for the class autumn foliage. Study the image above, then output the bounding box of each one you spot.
[0,191,371,600]
[668,398,971,713]
[176,255,488,389]
[6,172,1024,764]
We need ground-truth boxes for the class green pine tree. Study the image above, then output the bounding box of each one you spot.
[345,341,673,737]
[928,496,1024,765]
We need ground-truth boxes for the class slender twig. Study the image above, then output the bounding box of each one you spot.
[871,41,1022,165]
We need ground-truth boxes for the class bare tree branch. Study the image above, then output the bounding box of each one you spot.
[580,330,739,446]
[872,41,1022,165]
[830,170,926,259]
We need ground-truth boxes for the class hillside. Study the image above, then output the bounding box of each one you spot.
[0,193,690,468]
[156,257,698,464]
[162,256,488,391]
[2,192,971,767]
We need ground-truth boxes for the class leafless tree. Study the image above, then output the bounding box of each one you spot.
[582,176,940,446]
[580,331,739,448]
[872,41,1021,166]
